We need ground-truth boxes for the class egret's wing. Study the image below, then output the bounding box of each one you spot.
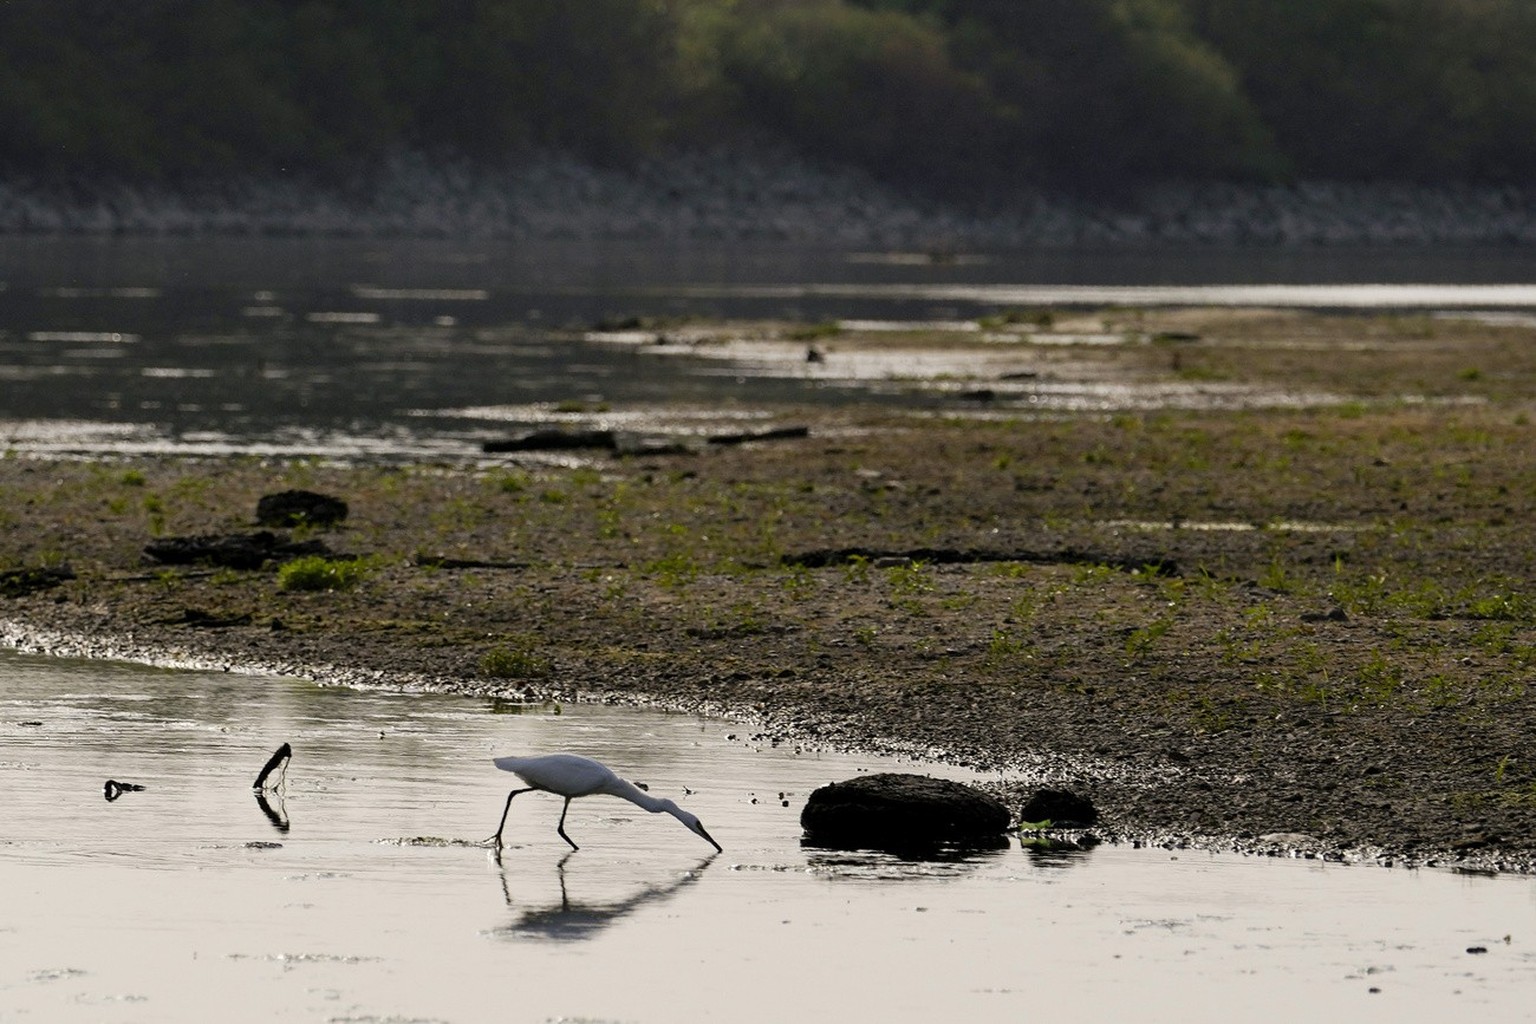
[493,753,615,795]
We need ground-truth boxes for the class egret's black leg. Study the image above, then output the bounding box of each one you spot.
[487,787,535,847]
[556,796,580,851]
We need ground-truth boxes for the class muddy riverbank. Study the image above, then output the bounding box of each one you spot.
[4,307,1536,871]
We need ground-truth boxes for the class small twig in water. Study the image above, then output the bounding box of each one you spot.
[103,779,146,802]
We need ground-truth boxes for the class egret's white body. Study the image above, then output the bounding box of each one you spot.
[489,752,721,852]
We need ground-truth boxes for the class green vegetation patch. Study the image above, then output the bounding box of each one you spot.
[277,555,373,592]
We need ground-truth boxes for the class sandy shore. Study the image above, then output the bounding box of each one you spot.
[4,306,1536,871]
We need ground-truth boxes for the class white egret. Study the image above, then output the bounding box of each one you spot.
[488,753,722,853]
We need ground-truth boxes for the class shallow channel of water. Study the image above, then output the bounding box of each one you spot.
[3,237,1535,460]
[2,649,1533,1022]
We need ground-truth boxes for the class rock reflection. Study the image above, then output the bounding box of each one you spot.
[802,832,1010,862]
[492,851,716,943]
[803,837,1009,881]
[1018,833,1100,868]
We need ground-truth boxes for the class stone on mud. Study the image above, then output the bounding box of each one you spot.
[256,490,349,528]
[800,772,1010,850]
[1019,788,1099,828]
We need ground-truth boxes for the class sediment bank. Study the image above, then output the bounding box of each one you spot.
[3,308,1536,871]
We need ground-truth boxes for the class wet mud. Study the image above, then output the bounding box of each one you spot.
[4,308,1536,873]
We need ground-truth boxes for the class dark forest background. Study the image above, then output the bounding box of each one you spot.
[3,0,1533,195]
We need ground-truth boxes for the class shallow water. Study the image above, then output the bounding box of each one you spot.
[2,238,1534,458]
[2,650,1533,1022]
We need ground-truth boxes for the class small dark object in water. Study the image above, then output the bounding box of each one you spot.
[1467,946,1489,955]
[1020,788,1099,827]
[253,742,292,791]
[103,779,146,802]
[256,489,349,528]
[801,773,1010,851]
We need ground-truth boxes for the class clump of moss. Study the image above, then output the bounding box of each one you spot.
[278,555,371,592]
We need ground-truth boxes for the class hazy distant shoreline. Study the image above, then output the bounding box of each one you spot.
[3,147,1534,248]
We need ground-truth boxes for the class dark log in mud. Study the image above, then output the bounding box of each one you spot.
[706,425,810,446]
[144,532,330,570]
[483,429,617,454]
[0,565,75,598]
[164,608,255,628]
[782,546,1177,576]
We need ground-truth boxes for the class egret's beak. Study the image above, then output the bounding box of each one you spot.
[695,820,723,853]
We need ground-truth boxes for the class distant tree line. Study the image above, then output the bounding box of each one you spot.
[2,0,1533,193]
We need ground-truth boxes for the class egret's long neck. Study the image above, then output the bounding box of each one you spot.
[605,776,667,813]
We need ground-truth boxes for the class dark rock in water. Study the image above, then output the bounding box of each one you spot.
[801,773,1010,851]
[0,564,75,598]
[483,428,617,453]
[1019,788,1099,827]
[256,489,349,527]
[144,531,330,570]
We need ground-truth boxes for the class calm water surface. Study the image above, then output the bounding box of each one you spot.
[2,650,1533,1022]
[2,238,1534,459]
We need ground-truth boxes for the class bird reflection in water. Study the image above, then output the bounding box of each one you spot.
[254,789,290,833]
[252,741,293,833]
[491,850,717,943]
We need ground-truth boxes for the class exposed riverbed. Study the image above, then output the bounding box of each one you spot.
[3,236,1536,878]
